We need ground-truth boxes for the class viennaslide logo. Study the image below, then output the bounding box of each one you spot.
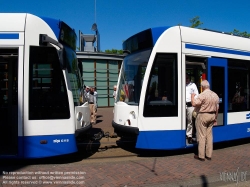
[220,167,247,185]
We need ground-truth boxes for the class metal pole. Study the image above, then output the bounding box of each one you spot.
[94,0,96,23]
[79,30,81,51]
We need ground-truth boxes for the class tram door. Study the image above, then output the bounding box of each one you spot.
[0,48,18,155]
[207,58,228,126]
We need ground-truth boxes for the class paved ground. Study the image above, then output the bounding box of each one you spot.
[0,107,250,187]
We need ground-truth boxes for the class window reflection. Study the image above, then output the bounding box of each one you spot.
[228,60,249,112]
[143,53,178,117]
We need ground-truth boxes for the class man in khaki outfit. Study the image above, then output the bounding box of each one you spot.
[191,80,219,161]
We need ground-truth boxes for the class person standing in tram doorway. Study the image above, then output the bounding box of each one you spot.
[191,80,219,161]
[186,73,199,144]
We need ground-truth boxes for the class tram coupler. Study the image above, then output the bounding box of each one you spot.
[91,129,104,141]
[103,132,118,138]
[76,128,104,142]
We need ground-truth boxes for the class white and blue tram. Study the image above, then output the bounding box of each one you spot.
[0,13,91,158]
[112,26,250,150]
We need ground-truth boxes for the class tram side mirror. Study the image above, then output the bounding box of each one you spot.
[39,34,66,69]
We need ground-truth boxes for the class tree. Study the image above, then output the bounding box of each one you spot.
[231,29,250,38]
[188,16,250,37]
[105,49,123,55]
[190,16,203,28]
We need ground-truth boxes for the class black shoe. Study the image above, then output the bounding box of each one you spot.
[188,137,193,144]
[194,155,205,161]
[205,156,212,161]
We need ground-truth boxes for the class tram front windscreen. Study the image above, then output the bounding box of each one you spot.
[117,49,152,105]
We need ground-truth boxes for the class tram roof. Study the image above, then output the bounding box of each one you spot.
[123,25,250,55]
[122,26,171,53]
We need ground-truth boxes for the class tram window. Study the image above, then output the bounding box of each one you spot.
[29,46,70,120]
[228,59,250,112]
[143,53,178,117]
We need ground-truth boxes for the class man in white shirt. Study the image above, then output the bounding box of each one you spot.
[113,85,117,100]
[82,85,90,104]
[186,74,199,144]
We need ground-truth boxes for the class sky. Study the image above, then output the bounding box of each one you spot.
[2,0,250,51]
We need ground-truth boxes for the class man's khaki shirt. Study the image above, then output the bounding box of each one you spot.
[193,89,219,113]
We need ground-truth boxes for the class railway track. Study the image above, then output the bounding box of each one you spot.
[76,137,140,162]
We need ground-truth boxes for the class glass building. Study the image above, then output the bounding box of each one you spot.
[76,52,124,107]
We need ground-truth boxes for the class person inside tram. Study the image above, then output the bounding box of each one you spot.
[128,84,134,102]
[146,87,154,103]
[186,73,199,144]
[119,89,126,102]
[162,91,168,101]
[232,86,246,111]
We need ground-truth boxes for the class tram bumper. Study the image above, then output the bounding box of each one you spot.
[75,123,92,139]
[112,120,139,137]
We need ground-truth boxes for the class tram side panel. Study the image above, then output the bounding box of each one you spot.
[136,27,184,150]
[114,25,250,151]
[22,14,77,158]
[181,26,250,143]
[0,14,25,157]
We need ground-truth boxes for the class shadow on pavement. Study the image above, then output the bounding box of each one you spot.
[116,137,196,157]
[200,174,208,187]
[213,137,250,150]
[0,137,249,175]
[116,137,250,158]
[96,115,103,119]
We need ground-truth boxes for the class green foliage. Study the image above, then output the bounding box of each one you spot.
[190,16,203,28]
[105,49,123,55]
[231,29,250,37]
[188,16,250,38]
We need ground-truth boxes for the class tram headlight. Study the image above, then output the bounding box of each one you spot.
[127,119,131,126]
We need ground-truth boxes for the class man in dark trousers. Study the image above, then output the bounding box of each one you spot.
[191,80,219,161]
